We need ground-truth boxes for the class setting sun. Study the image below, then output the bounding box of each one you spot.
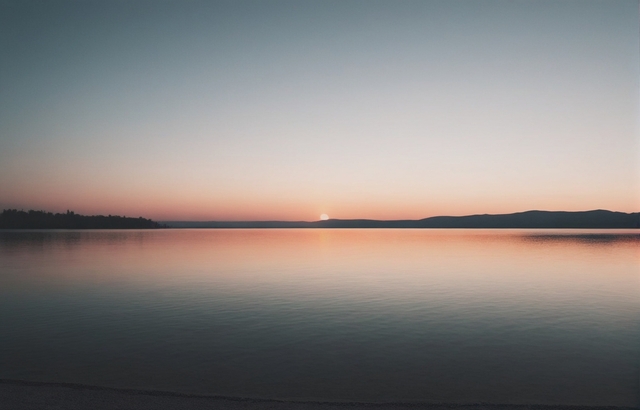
[320,214,329,220]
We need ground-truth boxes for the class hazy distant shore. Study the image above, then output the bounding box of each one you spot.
[1,380,635,410]
[2,209,639,230]
[163,210,640,229]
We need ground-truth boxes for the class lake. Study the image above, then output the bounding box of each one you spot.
[0,229,638,406]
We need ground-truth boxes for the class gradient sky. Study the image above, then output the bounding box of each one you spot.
[1,0,638,221]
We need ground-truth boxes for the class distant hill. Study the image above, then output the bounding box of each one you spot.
[3,209,637,229]
[164,210,640,229]
[0,209,163,229]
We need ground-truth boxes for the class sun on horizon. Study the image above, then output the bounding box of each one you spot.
[320,214,329,221]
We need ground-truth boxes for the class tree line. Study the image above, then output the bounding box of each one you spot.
[0,209,163,229]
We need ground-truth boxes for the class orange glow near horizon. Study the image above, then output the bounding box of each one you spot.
[2,188,638,221]
[1,200,638,222]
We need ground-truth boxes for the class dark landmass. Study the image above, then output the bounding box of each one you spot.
[2,209,638,230]
[0,209,163,229]
[0,380,635,410]
[164,210,640,229]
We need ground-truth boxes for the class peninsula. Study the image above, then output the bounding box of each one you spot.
[0,209,163,229]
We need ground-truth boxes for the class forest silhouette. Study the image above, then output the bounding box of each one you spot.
[0,209,162,229]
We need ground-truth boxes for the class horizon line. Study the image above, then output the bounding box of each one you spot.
[159,209,637,223]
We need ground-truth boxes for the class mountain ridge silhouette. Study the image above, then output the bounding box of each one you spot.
[164,209,640,229]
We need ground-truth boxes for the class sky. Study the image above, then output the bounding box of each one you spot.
[1,0,638,221]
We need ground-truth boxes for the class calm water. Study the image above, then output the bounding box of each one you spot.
[0,229,638,406]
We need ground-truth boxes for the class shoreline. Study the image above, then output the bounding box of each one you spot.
[1,379,635,410]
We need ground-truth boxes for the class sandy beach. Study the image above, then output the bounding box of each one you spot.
[1,380,635,410]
